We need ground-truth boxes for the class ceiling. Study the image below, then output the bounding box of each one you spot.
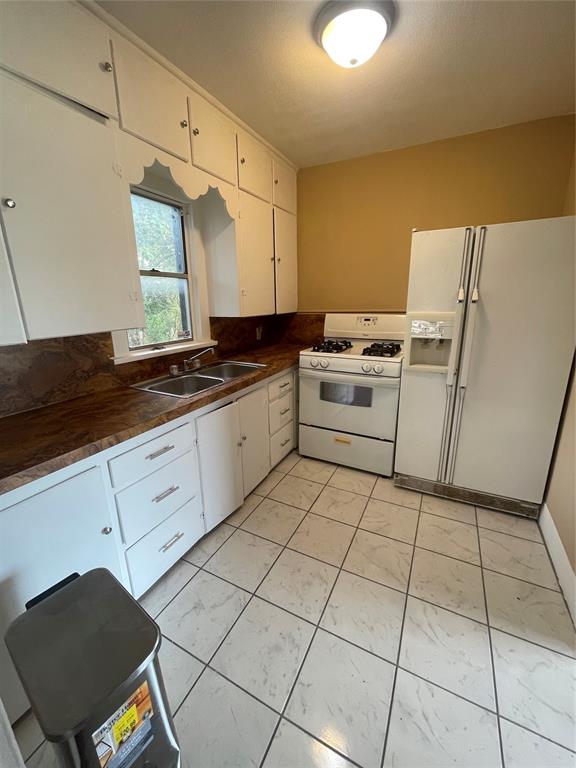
[98,0,575,168]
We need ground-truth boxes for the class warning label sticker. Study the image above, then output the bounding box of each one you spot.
[92,681,154,768]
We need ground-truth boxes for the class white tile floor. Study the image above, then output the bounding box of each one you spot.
[14,452,576,768]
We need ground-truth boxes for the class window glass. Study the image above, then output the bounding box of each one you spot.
[128,276,191,349]
[130,193,185,273]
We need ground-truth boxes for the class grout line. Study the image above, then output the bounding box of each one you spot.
[497,715,576,756]
[379,492,422,768]
[279,716,366,768]
[477,522,544,545]
[419,508,478,529]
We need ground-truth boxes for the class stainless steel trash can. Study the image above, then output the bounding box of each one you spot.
[5,568,180,768]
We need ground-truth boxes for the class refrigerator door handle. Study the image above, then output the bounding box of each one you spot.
[457,227,473,303]
[470,226,487,303]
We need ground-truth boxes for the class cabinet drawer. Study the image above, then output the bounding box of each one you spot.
[269,392,293,435]
[270,421,294,467]
[126,498,204,598]
[108,423,194,488]
[268,373,293,402]
[116,451,199,546]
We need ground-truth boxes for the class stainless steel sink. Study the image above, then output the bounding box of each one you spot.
[200,361,266,380]
[136,374,225,398]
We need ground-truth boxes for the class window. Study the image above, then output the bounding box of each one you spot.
[127,192,193,350]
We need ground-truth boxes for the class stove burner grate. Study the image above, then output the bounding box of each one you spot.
[312,339,353,353]
[362,342,401,357]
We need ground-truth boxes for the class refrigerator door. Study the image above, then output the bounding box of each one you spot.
[448,216,575,503]
[395,226,473,481]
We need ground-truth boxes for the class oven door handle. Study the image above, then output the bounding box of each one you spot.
[299,369,401,388]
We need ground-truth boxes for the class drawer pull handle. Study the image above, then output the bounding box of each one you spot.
[101,526,112,535]
[334,437,352,445]
[279,382,290,389]
[160,531,184,553]
[280,438,290,447]
[280,408,290,415]
[146,444,175,461]
[153,485,179,503]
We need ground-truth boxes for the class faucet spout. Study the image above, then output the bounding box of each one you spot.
[183,347,215,371]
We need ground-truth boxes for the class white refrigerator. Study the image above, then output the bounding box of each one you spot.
[395,216,575,515]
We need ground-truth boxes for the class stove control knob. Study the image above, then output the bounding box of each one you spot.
[310,358,319,368]
[320,359,329,369]
[362,362,373,373]
[373,364,384,374]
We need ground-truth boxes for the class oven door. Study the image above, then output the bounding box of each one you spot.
[299,368,400,440]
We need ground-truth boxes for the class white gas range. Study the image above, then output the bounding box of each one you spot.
[299,314,405,476]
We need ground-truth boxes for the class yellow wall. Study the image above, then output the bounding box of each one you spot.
[297,115,575,311]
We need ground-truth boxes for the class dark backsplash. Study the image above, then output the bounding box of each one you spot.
[0,313,325,418]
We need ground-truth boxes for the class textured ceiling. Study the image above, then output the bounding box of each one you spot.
[98,0,575,168]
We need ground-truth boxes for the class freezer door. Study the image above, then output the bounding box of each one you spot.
[395,226,473,481]
[448,216,575,503]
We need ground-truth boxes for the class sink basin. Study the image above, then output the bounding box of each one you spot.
[136,374,225,398]
[200,361,266,380]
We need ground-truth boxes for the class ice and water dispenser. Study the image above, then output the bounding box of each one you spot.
[403,313,455,372]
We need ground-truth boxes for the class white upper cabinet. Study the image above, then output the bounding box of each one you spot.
[238,192,276,316]
[188,92,237,184]
[274,208,298,314]
[0,1,117,118]
[0,74,144,340]
[0,228,26,346]
[237,132,272,202]
[272,158,297,214]
[112,36,190,161]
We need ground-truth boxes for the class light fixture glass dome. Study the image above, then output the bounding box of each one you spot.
[315,3,393,69]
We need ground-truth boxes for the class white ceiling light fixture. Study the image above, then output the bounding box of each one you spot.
[314,1,395,69]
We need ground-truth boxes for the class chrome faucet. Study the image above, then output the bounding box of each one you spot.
[169,347,215,376]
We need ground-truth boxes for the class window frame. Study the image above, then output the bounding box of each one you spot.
[111,184,216,365]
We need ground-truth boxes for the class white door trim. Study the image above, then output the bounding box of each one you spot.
[539,503,576,625]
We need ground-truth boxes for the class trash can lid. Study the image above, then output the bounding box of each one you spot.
[5,569,160,741]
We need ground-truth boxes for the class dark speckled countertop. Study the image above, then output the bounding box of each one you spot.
[0,343,304,495]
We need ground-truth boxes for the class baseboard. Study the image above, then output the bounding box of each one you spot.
[539,503,576,624]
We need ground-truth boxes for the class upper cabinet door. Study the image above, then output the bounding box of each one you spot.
[0,228,26,346]
[238,192,275,316]
[112,37,190,161]
[0,75,144,340]
[0,1,117,118]
[272,159,297,214]
[188,92,237,184]
[237,133,272,202]
[274,208,298,314]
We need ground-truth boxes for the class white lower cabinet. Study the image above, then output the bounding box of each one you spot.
[197,401,244,531]
[0,467,122,723]
[239,388,271,495]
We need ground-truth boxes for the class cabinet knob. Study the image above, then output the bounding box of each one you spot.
[2,198,16,209]
[180,119,189,128]
[270,256,275,261]
[240,157,246,164]
[192,127,200,135]
[101,61,113,73]
[274,179,279,185]
[242,435,247,441]
[101,526,112,535]
[237,440,243,447]
[277,258,282,263]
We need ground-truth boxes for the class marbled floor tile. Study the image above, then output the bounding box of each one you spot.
[240,497,307,545]
[269,474,325,510]
[476,507,542,543]
[289,456,337,484]
[383,670,501,767]
[263,720,356,767]
[274,451,301,473]
[288,513,356,567]
[344,529,412,591]
[182,523,235,567]
[175,668,278,768]
[328,466,377,496]
[13,710,44,762]
[255,470,285,496]
[409,548,486,623]
[360,498,419,544]
[500,719,576,768]
[158,637,204,714]
[257,548,338,623]
[399,596,495,709]
[371,477,421,510]
[484,571,576,658]
[140,559,198,619]
[226,493,264,526]
[421,495,476,525]
[212,597,314,710]
[204,529,281,591]
[26,742,57,768]
[417,512,481,565]
[286,629,395,768]
[321,570,405,662]
[310,485,369,526]
[479,528,559,591]
[157,570,250,661]
[492,629,576,751]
